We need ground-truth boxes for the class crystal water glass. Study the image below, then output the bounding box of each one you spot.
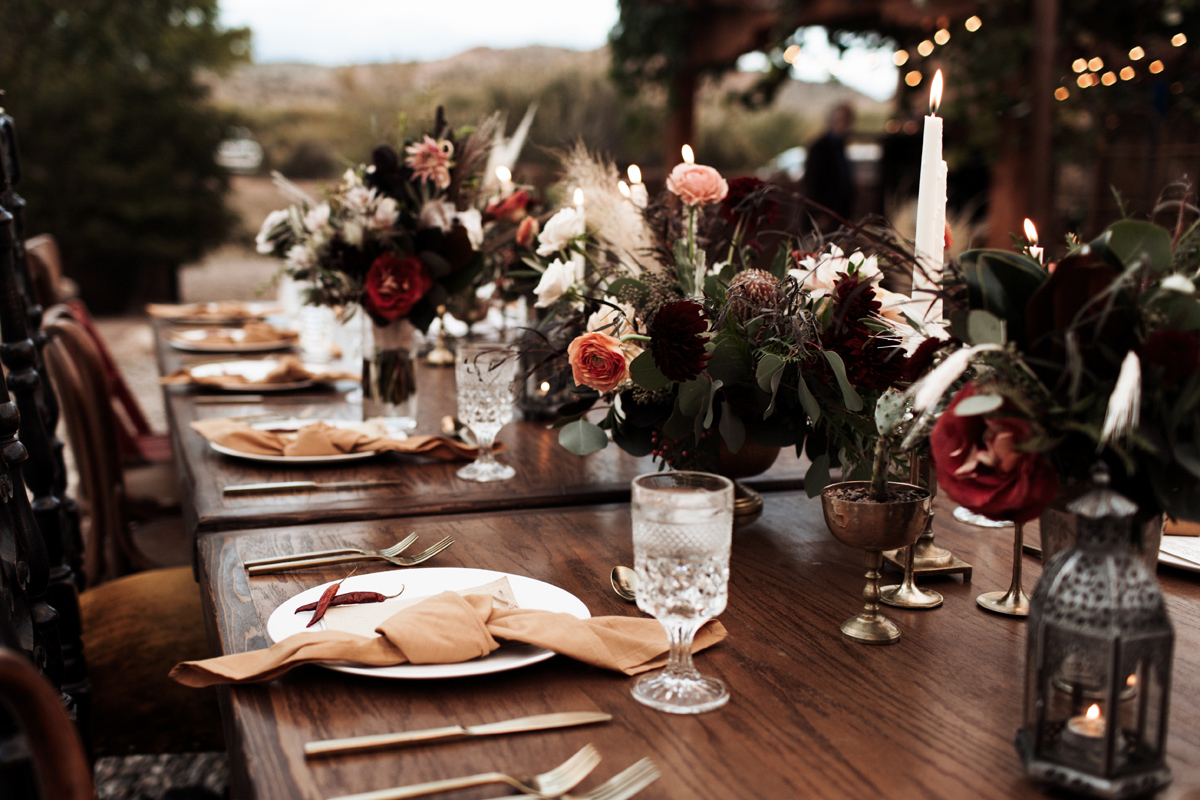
[455,344,517,482]
[631,471,734,713]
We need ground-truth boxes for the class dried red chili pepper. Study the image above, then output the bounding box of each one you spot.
[305,581,343,628]
[295,589,404,614]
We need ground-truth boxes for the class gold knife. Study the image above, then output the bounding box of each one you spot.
[223,479,405,495]
[304,711,612,757]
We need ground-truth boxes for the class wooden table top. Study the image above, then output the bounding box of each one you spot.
[196,492,1200,800]
[153,324,808,535]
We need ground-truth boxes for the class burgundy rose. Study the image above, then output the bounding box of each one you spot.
[649,300,711,382]
[930,383,1059,523]
[363,253,434,324]
[1141,329,1200,384]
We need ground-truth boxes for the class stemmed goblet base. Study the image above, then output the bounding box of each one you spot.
[633,671,728,714]
[456,460,515,482]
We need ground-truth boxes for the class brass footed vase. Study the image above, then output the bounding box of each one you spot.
[821,481,933,644]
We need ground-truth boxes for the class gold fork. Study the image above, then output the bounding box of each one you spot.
[246,537,454,576]
[488,758,660,800]
[243,533,418,569]
[326,744,600,800]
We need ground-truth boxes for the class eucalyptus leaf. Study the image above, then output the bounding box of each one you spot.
[678,376,709,417]
[960,249,1047,349]
[796,372,821,424]
[611,422,655,457]
[629,350,670,390]
[764,367,783,419]
[804,453,831,497]
[967,309,1007,346]
[719,401,745,453]
[1098,220,1173,273]
[954,393,1004,416]
[756,353,786,393]
[702,378,723,431]
[558,420,609,456]
[663,399,693,441]
[706,336,753,385]
[823,351,864,412]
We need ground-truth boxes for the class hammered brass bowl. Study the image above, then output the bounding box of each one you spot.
[820,481,932,644]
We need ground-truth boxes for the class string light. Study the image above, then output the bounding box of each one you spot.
[893,50,910,66]
[783,44,800,63]
[885,119,901,134]
[1055,86,1070,100]
[934,29,951,45]
[902,120,919,135]
[1120,66,1135,80]
[1101,71,1117,86]
[965,16,982,32]
[905,70,923,86]
[1072,58,1088,73]
[1171,81,1184,94]
[1088,57,1104,71]
[1077,74,1092,88]
[1129,46,1145,61]
[1149,60,1165,73]
[1172,33,1187,46]
[917,40,934,57]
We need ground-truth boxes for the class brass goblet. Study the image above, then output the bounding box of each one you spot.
[821,481,933,644]
[976,521,1029,616]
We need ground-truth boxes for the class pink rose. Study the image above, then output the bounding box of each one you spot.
[567,332,630,393]
[666,163,729,206]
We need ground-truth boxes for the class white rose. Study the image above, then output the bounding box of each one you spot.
[536,206,586,256]
[342,220,364,248]
[368,197,399,231]
[534,253,584,308]
[342,186,375,216]
[456,208,484,249]
[284,244,316,271]
[418,200,457,232]
[256,209,290,254]
[304,202,332,235]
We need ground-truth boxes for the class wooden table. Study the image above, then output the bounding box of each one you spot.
[154,325,809,535]
[196,492,1200,800]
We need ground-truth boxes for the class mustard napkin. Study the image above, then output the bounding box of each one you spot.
[161,355,357,387]
[191,417,485,461]
[1166,518,1200,537]
[147,301,281,320]
[170,591,727,686]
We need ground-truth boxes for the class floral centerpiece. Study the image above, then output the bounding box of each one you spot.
[518,147,924,494]
[907,204,1200,528]
[256,108,498,422]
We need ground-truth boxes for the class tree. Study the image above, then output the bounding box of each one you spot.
[0,0,250,311]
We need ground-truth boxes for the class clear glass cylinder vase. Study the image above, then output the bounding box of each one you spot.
[362,316,418,429]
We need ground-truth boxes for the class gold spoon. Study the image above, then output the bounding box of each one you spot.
[610,566,637,602]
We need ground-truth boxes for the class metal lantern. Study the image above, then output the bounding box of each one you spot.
[1017,471,1174,798]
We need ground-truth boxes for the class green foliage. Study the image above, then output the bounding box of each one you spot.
[0,0,249,310]
[558,419,609,456]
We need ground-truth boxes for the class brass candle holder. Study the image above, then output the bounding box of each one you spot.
[977,521,1030,616]
[425,305,455,366]
[883,468,973,581]
[821,481,932,644]
[881,457,943,609]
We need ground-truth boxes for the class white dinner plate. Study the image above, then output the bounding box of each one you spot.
[265,568,591,679]
[1159,535,1200,573]
[158,302,281,324]
[185,359,327,392]
[167,328,294,354]
[208,418,407,464]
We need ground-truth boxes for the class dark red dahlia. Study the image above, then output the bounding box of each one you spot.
[649,300,712,382]
[720,176,778,232]
[903,335,957,384]
[813,274,907,392]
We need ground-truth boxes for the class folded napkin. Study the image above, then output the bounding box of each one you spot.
[191,417,485,461]
[172,322,299,345]
[161,355,357,387]
[1165,517,1200,537]
[170,591,727,686]
[147,301,280,320]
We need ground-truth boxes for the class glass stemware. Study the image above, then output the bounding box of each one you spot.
[455,344,517,482]
[630,471,733,714]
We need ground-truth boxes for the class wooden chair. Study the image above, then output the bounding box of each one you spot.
[0,647,93,800]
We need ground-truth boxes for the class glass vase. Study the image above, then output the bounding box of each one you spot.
[362,316,418,430]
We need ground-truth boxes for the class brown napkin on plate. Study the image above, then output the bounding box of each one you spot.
[169,591,727,686]
[191,417,485,461]
[147,301,279,320]
[161,355,357,387]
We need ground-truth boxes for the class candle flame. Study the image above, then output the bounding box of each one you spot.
[1024,218,1038,244]
[1127,673,1138,687]
[495,165,511,183]
[1086,704,1101,721]
[573,187,585,206]
[930,69,944,115]
[539,381,551,394]
[681,144,695,164]
[617,180,631,199]
[627,164,642,184]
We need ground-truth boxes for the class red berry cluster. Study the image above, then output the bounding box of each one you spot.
[649,427,718,471]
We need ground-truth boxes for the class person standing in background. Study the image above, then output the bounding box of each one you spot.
[802,103,856,233]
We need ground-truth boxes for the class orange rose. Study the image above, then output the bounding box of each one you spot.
[666,163,729,206]
[567,332,630,393]
[516,216,539,248]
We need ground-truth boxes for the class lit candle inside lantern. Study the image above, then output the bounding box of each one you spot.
[913,69,947,325]
[538,380,551,396]
[626,163,648,208]
[495,165,513,197]
[1067,704,1105,739]
[681,144,695,164]
[1024,218,1043,264]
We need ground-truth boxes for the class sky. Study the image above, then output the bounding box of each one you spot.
[218,0,898,101]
